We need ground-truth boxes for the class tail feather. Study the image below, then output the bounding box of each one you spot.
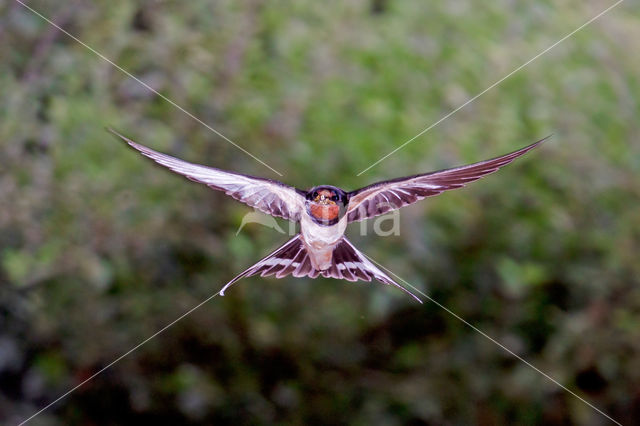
[219,234,422,303]
[334,238,423,303]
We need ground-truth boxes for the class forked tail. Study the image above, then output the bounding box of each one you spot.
[219,234,422,303]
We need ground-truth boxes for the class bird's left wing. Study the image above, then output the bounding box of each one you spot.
[110,129,306,221]
[346,137,548,222]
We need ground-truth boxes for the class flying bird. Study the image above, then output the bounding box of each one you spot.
[110,129,547,303]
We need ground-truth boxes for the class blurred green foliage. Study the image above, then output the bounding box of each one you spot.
[2,0,640,424]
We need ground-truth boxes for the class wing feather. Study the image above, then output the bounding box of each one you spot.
[346,137,548,222]
[111,129,305,221]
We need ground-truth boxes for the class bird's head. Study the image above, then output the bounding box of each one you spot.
[305,186,347,224]
[307,186,344,205]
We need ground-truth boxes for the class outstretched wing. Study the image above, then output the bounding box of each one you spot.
[219,235,422,303]
[346,137,548,222]
[110,129,306,221]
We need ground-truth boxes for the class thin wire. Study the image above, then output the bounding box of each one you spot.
[17,290,222,425]
[356,0,625,176]
[14,0,283,176]
[362,254,622,426]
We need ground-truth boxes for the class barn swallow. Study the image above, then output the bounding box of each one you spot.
[110,129,547,303]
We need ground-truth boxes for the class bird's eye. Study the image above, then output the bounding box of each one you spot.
[312,191,318,199]
[331,195,339,201]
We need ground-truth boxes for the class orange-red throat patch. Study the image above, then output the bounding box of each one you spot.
[310,203,340,221]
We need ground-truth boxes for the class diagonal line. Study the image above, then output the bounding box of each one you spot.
[362,253,622,426]
[14,0,283,176]
[357,0,625,176]
[17,290,223,426]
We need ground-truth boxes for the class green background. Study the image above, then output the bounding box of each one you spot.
[2,0,639,424]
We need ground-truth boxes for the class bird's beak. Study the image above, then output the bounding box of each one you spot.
[314,194,335,205]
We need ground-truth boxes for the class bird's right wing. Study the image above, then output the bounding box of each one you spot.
[111,129,306,221]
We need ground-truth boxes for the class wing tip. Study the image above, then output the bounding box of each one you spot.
[526,134,553,151]
[106,127,153,154]
[106,126,129,144]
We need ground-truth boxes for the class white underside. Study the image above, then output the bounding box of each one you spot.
[300,211,347,270]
